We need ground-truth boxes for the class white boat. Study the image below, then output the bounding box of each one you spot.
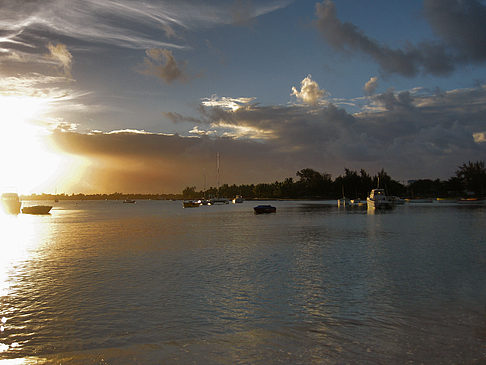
[123,199,136,203]
[1,193,22,214]
[22,205,52,214]
[367,189,393,209]
[232,195,244,204]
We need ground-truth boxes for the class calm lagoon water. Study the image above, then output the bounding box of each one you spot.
[0,200,485,364]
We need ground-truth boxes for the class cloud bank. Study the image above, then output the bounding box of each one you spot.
[50,83,486,193]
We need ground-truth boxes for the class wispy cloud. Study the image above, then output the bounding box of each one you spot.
[47,43,73,77]
[201,95,256,111]
[0,0,294,53]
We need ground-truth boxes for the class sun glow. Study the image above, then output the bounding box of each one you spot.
[0,95,73,194]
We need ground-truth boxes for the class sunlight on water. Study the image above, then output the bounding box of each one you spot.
[0,210,53,357]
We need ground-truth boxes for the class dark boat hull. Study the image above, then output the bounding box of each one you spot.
[254,205,276,214]
[22,205,52,214]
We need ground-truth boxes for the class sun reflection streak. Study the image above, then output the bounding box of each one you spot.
[0,211,53,357]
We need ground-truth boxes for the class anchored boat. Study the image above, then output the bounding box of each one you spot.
[22,205,52,214]
[253,205,276,214]
[367,189,393,209]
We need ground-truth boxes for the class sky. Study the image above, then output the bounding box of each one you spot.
[1,0,486,194]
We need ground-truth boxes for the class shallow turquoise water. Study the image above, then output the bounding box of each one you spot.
[0,200,485,364]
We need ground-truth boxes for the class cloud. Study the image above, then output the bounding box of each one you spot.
[0,0,293,54]
[291,75,326,105]
[423,0,486,63]
[473,132,486,143]
[314,0,486,77]
[48,82,486,192]
[137,48,188,84]
[364,76,378,95]
[49,128,290,193]
[47,43,73,77]
[201,95,256,111]
[231,0,256,26]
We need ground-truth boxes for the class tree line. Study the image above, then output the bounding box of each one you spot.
[182,161,486,200]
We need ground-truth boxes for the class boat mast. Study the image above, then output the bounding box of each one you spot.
[216,152,220,192]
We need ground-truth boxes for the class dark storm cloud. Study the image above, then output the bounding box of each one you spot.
[423,0,486,62]
[315,0,486,77]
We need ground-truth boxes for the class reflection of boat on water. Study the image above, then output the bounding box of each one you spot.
[254,205,276,214]
[367,189,393,209]
[123,199,136,203]
[1,193,22,214]
[22,205,52,214]
[232,195,244,204]
[183,200,201,208]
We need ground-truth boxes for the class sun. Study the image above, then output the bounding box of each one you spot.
[0,95,72,194]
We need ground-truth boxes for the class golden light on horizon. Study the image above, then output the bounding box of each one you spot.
[0,95,78,195]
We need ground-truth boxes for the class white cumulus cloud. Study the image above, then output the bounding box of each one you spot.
[364,76,378,95]
[291,75,326,105]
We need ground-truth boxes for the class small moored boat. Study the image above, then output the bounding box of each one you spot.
[210,198,229,205]
[22,205,52,214]
[123,199,136,203]
[457,198,484,205]
[350,198,366,207]
[253,205,276,214]
[232,195,244,204]
[183,200,201,208]
[337,197,350,207]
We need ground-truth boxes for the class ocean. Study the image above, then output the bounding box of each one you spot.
[0,200,485,364]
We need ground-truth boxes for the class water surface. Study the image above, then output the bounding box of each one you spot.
[0,200,485,363]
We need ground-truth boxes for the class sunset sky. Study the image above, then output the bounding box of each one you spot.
[1,0,486,194]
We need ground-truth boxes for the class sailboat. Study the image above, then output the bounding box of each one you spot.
[337,186,350,207]
[210,153,229,204]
